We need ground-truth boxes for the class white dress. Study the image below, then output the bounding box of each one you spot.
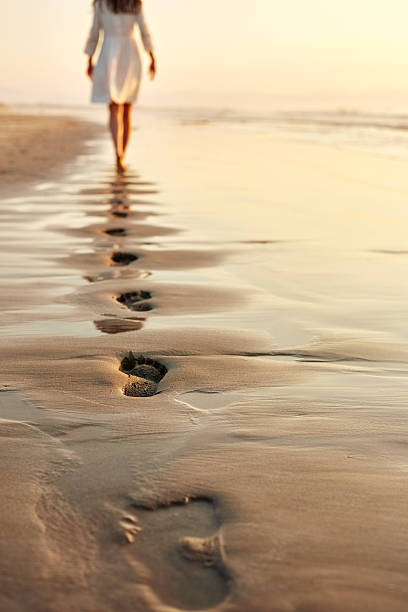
[84,1,154,104]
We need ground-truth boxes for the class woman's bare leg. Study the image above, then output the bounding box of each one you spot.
[109,102,120,157]
[109,102,126,171]
[122,103,133,159]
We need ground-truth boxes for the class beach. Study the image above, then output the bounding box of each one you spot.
[0,106,408,612]
[0,111,101,193]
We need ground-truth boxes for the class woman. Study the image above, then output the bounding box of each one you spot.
[84,0,156,172]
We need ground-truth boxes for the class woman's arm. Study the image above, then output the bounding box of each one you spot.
[136,6,156,79]
[84,3,102,78]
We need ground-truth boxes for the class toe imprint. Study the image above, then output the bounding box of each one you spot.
[117,291,153,312]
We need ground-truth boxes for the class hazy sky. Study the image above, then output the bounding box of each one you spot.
[1,0,408,110]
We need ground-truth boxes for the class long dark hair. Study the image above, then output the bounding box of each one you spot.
[94,0,142,14]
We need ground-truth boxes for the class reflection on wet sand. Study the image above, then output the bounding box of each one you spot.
[89,173,155,334]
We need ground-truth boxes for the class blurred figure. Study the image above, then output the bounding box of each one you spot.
[84,0,156,172]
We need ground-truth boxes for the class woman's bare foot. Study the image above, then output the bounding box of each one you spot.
[116,155,127,174]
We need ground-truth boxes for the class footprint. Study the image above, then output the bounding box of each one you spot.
[117,291,153,312]
[94,318,145,335]
[128,496,230,610]
[110,252,139,266]
[110,210,128,218]
[105,228,128,237]
[110,197,129,206]
[120,352,167,397]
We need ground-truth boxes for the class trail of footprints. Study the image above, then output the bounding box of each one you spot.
[92,175,230,607]
[97,183,167,395]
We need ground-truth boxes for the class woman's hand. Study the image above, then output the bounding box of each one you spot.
[87,58,94,80]
[149,52,156,80]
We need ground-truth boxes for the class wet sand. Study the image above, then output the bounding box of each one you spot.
[0,110,408,612]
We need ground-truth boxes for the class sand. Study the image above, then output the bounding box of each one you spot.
[0,111,101,193]
[0,109,408,612]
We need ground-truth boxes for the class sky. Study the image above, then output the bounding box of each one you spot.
[1,0,408,111]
